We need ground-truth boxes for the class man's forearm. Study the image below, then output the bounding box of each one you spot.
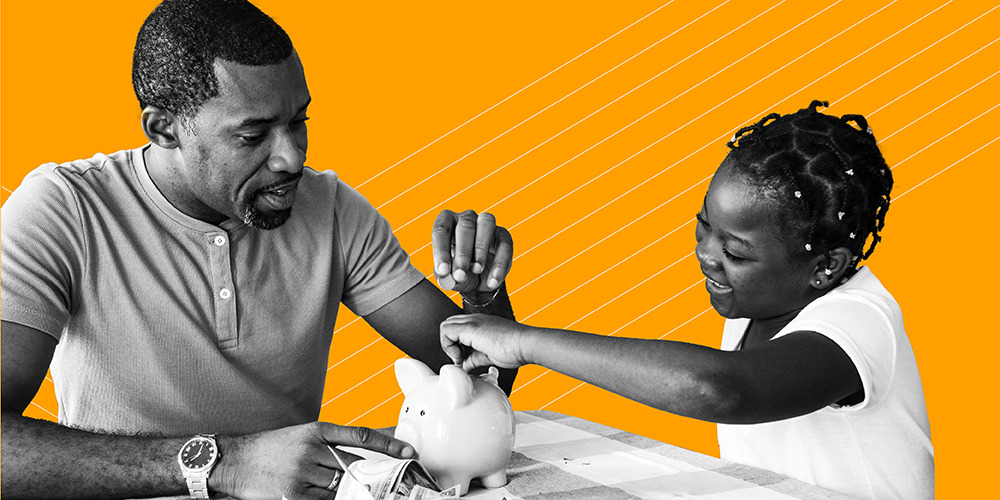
[462,283,518,393]
[461,282,514,321]
[1,411,187,499]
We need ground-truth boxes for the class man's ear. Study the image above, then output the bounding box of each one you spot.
[811,247,854,290]
[140,106,182,149]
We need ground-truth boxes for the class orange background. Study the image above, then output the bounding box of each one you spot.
[2,1,998,498]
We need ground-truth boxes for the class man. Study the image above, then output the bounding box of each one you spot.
[0,1,515,498]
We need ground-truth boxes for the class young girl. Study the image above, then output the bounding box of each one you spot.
[440,101,933,500]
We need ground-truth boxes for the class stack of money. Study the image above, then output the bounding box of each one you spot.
[334,458,462,500]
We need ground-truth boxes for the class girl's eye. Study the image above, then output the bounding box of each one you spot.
[695,212,710,229]
[723,248,747,263]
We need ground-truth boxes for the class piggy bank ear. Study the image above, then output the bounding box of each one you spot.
[395,358,436,396]
[439,365,475,409]
[479,366,500,386]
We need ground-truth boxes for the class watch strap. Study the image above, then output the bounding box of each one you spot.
[179,434,217,499]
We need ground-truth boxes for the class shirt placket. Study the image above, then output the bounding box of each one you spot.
[208,233,239,349]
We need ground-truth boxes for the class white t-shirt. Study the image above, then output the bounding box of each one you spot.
[717,266,933,500]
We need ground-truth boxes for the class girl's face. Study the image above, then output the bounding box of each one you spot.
[695,160,822,323]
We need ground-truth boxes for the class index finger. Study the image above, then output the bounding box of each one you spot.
[319,424,415,459]
[431,210,457,278]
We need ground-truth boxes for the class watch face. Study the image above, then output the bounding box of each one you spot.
[180,437,217,470]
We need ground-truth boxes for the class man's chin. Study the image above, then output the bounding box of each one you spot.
[242,205,292,230]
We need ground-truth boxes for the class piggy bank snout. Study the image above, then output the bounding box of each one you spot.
[394,419,421,450]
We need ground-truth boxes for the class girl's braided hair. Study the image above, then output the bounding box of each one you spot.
[725,100,892,275]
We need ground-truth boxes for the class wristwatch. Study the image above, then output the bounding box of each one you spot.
[178,434,219,499]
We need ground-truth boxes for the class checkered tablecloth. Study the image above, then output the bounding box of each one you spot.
[458,410,854,500]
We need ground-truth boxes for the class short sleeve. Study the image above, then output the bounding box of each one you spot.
[333,180,423,316]
[1,166,87,339]
[777,294,897,411]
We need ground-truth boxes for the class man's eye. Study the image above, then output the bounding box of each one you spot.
[291,117,310,129]
[238,134,264,145]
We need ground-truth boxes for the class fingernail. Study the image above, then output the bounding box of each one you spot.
[487,277,499,289]
[436,262,450,276]
[454,269,467,282]
[401,446,415,458]
[472,263,483,274]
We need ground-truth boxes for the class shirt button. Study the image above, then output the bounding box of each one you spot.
[219,288,232,300]
[213,235,227,246]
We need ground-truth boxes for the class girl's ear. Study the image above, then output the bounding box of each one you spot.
[810,247,854,290]
[140,106,181,149]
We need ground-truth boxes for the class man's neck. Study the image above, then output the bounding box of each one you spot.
[142,145,226,225]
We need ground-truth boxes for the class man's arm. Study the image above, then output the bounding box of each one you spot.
[1,320,414,500]
[364,210,518,393]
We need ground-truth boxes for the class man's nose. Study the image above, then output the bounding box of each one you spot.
[267,130,305,174]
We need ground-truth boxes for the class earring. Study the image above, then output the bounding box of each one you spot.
[824,268,832,276]
[815,280,822,285]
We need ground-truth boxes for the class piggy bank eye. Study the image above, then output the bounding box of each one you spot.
[404,406,409,413]
[419,410,426,416]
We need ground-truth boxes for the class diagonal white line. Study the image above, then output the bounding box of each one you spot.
[510,180,708,294]
[31,401,58,419]
[563,252,697,330]
[403,0,894,261]
[478,1,836,217]
[836,5,999,105]
[375,0,733,211]
[877,70,999,143]
[322,363,394,407]
[894,137,999,201]
[534,134,1000,410]
[326,0,956,397]
[346,391,403,426]
[501,0,932,267]
[890,103,1000,170]
[325,0,900,376]
[1,186,13,193]
[328,336,384,371]
[518,229,695,323]
[355,1,678,188]
[514,280,704,394]
[525,76,993,405]
[536,306,715,410]
[388,0,812,234]
[762,0,951,119]
[869,39,1000,117]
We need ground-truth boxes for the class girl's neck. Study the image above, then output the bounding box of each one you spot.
[743,308,806,349]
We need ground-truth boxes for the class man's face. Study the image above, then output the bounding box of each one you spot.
[173,52,311,229]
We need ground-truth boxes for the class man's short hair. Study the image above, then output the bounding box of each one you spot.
[132,0,294,121]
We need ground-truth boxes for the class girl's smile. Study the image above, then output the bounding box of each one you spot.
[695,159,825,328]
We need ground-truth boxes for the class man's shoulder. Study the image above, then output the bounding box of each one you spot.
[21,148,137,193]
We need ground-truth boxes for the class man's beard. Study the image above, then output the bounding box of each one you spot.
[241,197,292,230]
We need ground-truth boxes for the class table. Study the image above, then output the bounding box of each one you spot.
[452,411,854,500]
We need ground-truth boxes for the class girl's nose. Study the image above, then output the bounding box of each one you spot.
[695,238,720,268]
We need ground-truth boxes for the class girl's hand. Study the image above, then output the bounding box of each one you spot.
[440,314,531,371]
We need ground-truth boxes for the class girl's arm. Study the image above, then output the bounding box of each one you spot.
[440,314,861,424]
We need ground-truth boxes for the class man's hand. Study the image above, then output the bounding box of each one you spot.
[432,210,513,293]
[440,314,533,372]
[215,422,414,500]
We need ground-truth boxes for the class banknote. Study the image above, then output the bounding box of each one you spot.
[333,456,458,500]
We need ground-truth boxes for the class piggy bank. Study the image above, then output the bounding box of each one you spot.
[393,358,515,495]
